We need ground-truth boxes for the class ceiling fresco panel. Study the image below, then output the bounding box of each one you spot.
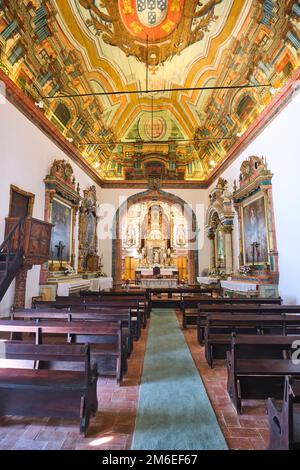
[0,0,299,186]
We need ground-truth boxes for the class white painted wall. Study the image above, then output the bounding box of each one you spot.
[97,188,210,278]
[208,91,300,303]
[0,100,100,316]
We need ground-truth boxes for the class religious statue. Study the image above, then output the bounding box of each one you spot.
[176,224,187,246]
[153,249,160,265]
[126,224,136,246]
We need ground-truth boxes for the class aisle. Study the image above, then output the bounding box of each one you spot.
[132,309,227,450]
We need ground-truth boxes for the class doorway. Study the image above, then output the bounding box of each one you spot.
[9,185,35,218]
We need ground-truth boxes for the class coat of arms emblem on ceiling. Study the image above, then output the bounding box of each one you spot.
[77,0,224,65]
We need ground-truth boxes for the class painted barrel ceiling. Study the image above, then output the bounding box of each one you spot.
[0,1,299,186]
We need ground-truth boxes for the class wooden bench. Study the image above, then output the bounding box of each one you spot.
[96,290,150,319]
[12,307,133,358]
[182,296,282,329]
[204,314,300,367]
[0,319,125,383]
[148,287,216,310]
[226,333,300,413]
[0,341,98,435]
[268,375,300,450]
[34,298,143,341]
[197,304,300,344]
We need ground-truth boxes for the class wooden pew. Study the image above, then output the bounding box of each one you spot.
[0,320,124,383]
[204,312,300,366]
[267,376,300,450]
[97,295,148,328]
[0,341,98,435]
[197,303,300,345]
[12,307,133,358]
[182,296,282,329]
[81,290,151,319]
[226,333,300,413]
[148,287,215,310]
[34,298,143,341]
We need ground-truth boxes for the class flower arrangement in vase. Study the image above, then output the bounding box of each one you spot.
[239,265,252,276]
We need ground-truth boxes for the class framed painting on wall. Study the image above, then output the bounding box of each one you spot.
[50,198,73,264]
[241,194,269,265]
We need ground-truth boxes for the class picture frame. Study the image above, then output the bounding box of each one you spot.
[241,193,269,266]
[50,197,73,266]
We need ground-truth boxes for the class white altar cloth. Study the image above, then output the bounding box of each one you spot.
[137,268,178,276]
[57,279,91,296]
[140,278,178,289]
[90,277,113,292]
[197,276,220,285]
[220,280,258,292]
[57,277,113,296]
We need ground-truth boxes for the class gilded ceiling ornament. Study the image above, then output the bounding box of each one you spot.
[77,0,225,65]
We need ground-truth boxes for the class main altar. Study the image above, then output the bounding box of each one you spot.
[120,199,189,283]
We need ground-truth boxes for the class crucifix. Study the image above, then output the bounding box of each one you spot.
[251,241,260,265]
[55,241,65,270]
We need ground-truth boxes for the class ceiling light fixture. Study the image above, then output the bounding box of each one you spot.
[42,83,274,100]
[34,100,44,109]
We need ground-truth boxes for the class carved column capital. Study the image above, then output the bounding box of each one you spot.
[223,225,233,234]
[207,229,215,240]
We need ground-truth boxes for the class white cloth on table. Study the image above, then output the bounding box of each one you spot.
[220,280,258,292]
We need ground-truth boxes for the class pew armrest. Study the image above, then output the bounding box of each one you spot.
[267,397,283,448]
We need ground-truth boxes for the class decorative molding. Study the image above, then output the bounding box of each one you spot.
[78,185,98,272]
[0,69,103,187]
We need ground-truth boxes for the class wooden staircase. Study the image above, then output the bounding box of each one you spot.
[0,217,53,303]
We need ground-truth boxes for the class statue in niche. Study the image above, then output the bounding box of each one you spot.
[153,248,160,265]
[176,224,187,246]
[126,224,136,246]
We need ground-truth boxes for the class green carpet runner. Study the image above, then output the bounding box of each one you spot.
[132,309,228,450]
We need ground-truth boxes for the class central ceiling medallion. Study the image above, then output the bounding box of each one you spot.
[77,0,225,65]
[144,116,166,139]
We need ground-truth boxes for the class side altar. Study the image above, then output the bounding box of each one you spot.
[39,161,106,301]
[228,156,279,297]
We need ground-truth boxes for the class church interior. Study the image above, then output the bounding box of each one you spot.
[0,0,300,452]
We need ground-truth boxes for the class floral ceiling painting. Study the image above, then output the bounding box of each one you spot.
[0,0,299,187]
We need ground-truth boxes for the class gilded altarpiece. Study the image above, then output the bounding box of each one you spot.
[233,156,279,297]
[206,178,235,276]
[78,186,98,272]
[40,160,81,284]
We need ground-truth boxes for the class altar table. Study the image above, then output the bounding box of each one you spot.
[140,278,178,289]
[197,276,220,285]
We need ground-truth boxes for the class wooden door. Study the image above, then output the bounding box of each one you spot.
[9,185,35,218]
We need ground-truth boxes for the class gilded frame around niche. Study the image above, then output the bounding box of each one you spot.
[241,192,270,266]
[49,196,73,266]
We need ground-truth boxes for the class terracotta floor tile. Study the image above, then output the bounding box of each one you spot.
[0,313,270,450]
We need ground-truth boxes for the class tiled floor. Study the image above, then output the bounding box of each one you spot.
[0,325,148,450]
[0,311,270,450]
[180,317,269,450]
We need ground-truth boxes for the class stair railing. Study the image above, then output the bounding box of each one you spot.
[0,217,25,279]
